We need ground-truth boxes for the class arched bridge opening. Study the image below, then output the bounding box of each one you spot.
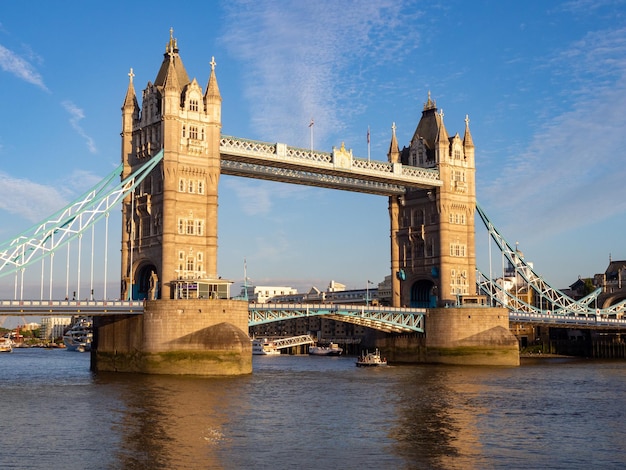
[410,279,437,308]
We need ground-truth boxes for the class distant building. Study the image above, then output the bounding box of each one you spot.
[594,259,626,294]
[377,276,392,305]
[40,317,72,340]
[241,285,298,303]
[327,280,346,292]
[250,279,382,305]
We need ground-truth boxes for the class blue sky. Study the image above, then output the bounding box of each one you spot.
[1,0,626,301]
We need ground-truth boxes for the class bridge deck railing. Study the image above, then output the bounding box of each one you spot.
[0,299,144,315]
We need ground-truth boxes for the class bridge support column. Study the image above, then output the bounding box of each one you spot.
[91,299,251,375]
[381,307,519,366]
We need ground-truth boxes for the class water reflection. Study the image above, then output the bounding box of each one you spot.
[387,366,490,469]
[4,351,624,469]
[96,372,244,469]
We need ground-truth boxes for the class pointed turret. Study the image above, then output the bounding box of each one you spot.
[411,92,449,149]
[388,122,400,163]
[434,109,449,144]
[204,56,221,101]
[122,68,139,112]
[121,68,139,179]
[154,28,190,89]
[163,50,180,91]
[463,114,474,149]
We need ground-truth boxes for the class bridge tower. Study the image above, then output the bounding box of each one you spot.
[390,94,477,308]
[120,30,222,300]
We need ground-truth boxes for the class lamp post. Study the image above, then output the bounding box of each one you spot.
[366,280,374,306]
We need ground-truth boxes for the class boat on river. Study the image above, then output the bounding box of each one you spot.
[0,336,13,353]
[252,338,281,355]
[63,317,93,352]
[356,349,387,367]
[308,342,343,356]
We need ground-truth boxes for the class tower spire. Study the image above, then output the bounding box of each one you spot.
[122,67,138,110]
[435,108,449,143]
[463,114,474,149]
[204,56,221,100]
[424,90,436,110]
[388,122,400,163]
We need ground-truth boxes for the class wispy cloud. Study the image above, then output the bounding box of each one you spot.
[0,44,48,91]
[221,0,422,149]
[481,26,626,242]
[0,172,68,223]
[0,167,109,230]
[62,101,97,154]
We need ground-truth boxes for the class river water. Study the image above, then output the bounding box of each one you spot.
[0,349,625,469]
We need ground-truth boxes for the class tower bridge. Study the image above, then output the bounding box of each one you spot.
[3,31,626,373]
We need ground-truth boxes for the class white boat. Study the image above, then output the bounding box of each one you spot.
[0,336,13,353]
[252,338,281,355]
[63,317,93,352]
[309,342,343,356]
[356,349,387,367]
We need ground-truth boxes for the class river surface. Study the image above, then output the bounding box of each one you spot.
[0,349,625,469]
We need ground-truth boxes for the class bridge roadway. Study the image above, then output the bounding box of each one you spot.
[1,300,626,332]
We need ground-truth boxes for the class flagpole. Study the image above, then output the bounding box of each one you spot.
[309,118,314,151]
[367,125,371,162]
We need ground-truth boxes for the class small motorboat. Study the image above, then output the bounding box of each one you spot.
[0,336,13,353]
[309,342,343,356]
[356,348,387,367]
[251,338,281,355]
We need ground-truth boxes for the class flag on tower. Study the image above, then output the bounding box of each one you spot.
[367,125,371,161]
[309,118,314,128]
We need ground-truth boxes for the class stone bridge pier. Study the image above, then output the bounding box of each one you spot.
[92,299,251,375]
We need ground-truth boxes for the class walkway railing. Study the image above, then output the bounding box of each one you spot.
[0,299,144,315]
[220,135,441,195]
[509,311,626,330]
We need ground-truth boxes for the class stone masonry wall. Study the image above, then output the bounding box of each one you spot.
[92,299,251,375]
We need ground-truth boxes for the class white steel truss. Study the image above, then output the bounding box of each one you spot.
[476,203,626,318]
[269,334,316,349]
[249,303,425,333]
[0,151,164,278]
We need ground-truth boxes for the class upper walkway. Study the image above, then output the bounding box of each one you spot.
[220,136,442,196]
